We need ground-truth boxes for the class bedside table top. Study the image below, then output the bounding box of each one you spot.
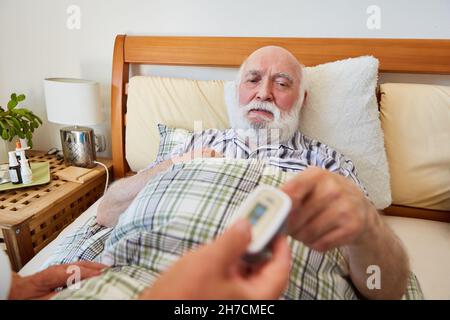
[0,151,112,228]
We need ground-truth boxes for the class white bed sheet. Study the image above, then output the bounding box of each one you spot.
[19,201,450,299]
[382,216,450,299]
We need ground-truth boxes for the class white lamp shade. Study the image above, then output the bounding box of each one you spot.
[44,78,104,126]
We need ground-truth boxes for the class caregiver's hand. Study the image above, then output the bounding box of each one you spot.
[8,261,107,300]
[139,220,291,300]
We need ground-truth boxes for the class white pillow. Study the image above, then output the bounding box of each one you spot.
[225,56,391,209]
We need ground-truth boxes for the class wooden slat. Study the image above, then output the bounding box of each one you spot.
[111,34,130,179]
[3,224,34,271]
[384,205,450,223]
[124,36,450,74]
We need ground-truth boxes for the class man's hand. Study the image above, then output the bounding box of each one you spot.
[8,261,107,300]
[139,220,291,300]
[171,148,223,164]
[281,166,375,252]
[281,167,410,299]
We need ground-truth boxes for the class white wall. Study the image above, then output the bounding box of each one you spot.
[1,0,449,157]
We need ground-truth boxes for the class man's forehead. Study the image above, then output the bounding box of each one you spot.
[242,64,298,81]
[242,49,300,80]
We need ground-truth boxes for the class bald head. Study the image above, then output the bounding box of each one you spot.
[241,46,303,84]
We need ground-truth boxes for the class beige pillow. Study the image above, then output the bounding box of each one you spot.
[125,76,229,171]
[380,83,450,211]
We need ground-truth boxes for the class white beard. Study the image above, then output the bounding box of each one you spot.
[228,96,302,145]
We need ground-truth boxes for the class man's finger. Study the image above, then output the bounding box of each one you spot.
[201,149,223,158]
[294,177,341,229]
[280,166,325,207]
[211,219,252,266]
[202,149,215,157]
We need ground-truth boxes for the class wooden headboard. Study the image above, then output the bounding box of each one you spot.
[111,35,450,222]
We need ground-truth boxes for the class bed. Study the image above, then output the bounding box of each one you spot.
[20,35,450,299]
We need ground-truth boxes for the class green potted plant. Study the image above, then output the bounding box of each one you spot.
[0,93,42,163]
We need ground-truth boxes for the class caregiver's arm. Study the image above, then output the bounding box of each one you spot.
[96,149,221,227]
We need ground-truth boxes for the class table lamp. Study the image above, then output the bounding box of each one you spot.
[43,78,104,168]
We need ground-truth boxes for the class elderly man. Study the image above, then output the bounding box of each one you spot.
[97,46,410,299]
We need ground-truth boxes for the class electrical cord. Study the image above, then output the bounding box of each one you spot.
[94,160,109,195]
[46,147,59,155]
[47,148,109,194]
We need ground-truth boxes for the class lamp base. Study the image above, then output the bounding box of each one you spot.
[60,126,96,168]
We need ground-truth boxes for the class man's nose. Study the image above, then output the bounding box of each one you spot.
[256,79,273,102]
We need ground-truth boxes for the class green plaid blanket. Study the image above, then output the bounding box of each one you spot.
[48,158,423,300]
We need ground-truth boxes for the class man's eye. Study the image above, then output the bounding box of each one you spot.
[247,78,258,83]
[277,82,288,87]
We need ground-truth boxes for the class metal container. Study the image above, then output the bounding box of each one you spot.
[60,126,96,168]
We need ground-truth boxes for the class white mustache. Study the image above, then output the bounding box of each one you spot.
[241,101,281,120]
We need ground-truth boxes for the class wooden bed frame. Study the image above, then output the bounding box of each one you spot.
[111,35,450,222]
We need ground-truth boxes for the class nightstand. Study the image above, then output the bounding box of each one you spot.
[0,150,112,271]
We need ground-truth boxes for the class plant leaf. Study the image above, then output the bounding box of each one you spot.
[7,100,18,110]
[10,93,17,101]
[25,132,32,148]
[9,127,15,139]
[23,113,35,122]
[2,129,8,140]
[0,119,10,130]
[35,115,43,125]
[5,119,15,128]
[17,94,25,102]
[10,117,21,130]
[22,121,29,133]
